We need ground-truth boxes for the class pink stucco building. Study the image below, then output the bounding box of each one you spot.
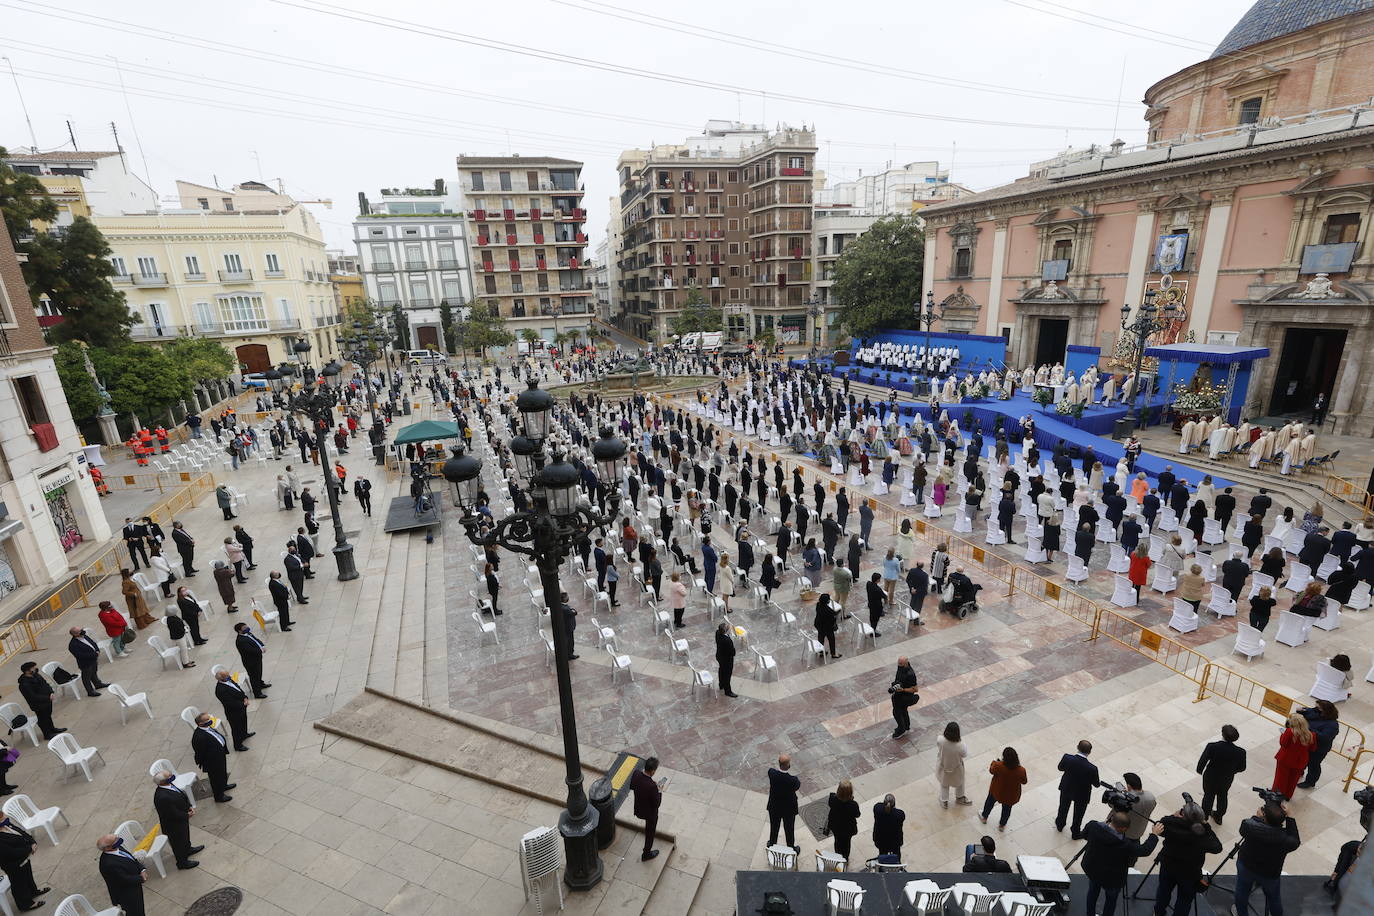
[922,0,1374,435]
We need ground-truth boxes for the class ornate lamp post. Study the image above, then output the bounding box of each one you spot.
[916,290,947,395]
[340,325,388,465]
[805,293,825,357]
[270,344,359,580]
[1115,288,1184,438]
[442,380,627,891]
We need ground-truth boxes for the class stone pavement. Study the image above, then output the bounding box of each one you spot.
[0,366,1366,916]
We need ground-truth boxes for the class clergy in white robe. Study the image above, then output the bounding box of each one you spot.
[1179,420,1196,453]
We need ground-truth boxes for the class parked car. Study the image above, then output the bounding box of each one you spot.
[406,349,447,366]
[241,373,269,389]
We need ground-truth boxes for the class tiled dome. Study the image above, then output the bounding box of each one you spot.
[1212,0,1374,58]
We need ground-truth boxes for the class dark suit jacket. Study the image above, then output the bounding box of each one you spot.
[1057,753,1100,800]
[215,679,249,717]
[17,672,53,708]
[99,849,145,910]
[630,769,662,820]
[1082,820,1158,889]
[766,767,800,814]
[284,553,305,579]
[268,577,291,609]
[172,528,194,552]
[192,725,229,771]
[236,632,265,667]
[295,535,316,561]
[0,824,35,868]
[154,784,193,827]
[1220,559,1250,593]
[1197,739,1247,789]
[1331,529,1358,560]
[176,596,202,620]
[68,634,100,666]
[715,630,735,665]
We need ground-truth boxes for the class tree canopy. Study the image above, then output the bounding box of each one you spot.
[0,147,57,241]
[438,300,458,353]
[52,342,104,422]
[668,290,723,337]
[461,300,514,355]
[831,213,924,337]
[43,218,137,348]
[92,344,192,421]
[165,338,236,385]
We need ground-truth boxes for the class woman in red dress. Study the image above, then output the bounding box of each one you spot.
[1272,713,1315,799]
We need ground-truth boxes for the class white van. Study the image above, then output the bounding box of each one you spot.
[406,349,447,366]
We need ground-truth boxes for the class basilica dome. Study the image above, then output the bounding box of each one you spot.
[1212,0,1374,58]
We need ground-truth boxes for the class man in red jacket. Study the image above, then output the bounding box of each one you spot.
[630,757,664,862]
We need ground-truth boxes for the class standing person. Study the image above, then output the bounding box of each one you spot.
[175,587,208,645]
[889,656,919,739]
[149,546,175,599]
[714,622,737,698]
[871,794,906,859]
[1197,724,1247,825]
[905,560,928,623]
[294,528,317,576]
[152,772,203,870]
[98,600,133,658]
[881,548,900,606]
[0,817,48,911]
[667,573,688,628]
[604,559,620,608]
[1234,800,1301,916]
[630,757,664,862]
[121,518,150,570]
[980,747,1028,831]
[16,662,64,740]
[1178,564,1206,612]
[284,547,309,603]
[191,713,233,802]
[929,543,950,597]
[1221,550,1250,601]
[701,535,718,593]
[1297,700,1340,789]
[212,561,238,613]
[266,572,293,631]
[119,569,155,629]
[1153,800,1222,916]
[215,484,236,520]
[936,722,973,808]
[67,625,108,697]
[1128,544,1151,601]
[1082,811,1162,916]
[865,572,886,637]
[483,562,500,616]
[214,670,253,751]
[223,538,248,583]
[813,593,840,659]
[96,834,144,916]
[1272,714,1315,799]
[1055,739,1100,839]
[233,524,256,571]
[765,754,800,853]
[1248,586,1277,633]
[858,500,875,549]
[171,521,197,576]
[353,476,373,517]
[827,780,861,864]
[234,623,269,698]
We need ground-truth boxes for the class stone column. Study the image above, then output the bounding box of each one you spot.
[986,220,1008,335]
[1330,324,1366,434]
[1122,204,1157,312]
[96,413,120,446]
[1188,191,1233,339]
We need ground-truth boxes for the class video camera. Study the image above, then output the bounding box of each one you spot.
[1101,784,1140,813]
[1253,786,1288,808]
[1355,785,1374,831]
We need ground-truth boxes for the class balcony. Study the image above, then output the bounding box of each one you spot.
[436,259,462,269]
[191,317,303,337]
[505,234,517,246]
[378,298,402,307]
[131,323,183,339]
[478,237,491,246]
[184,272,205,281]
[534,234,545,244]
[408,298,435,308]
[265,269,286,278]
[781,167,810,176]
[132,272,168,287]
[371,261,396,271]
[529,208,542,220]
[404,260,428,270]
[219,269,254,282]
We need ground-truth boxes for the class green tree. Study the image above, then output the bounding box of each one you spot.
[0,147,58,243]
[165,338,235,385]
[668,290,723,338]
[831,213,924,337]
[93,344,192,421]
[520,328,539,344]
[461,300,513,356]
[438,300,458,353]
[52,342,104,422]
[44,218,136,348]
[391,303,411,350]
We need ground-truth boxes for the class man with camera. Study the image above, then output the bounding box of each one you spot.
[1082,809,1162,916]
[888,657,919,739]
[1152,796,1221,916]
[962,835,1011,874]
[1233,792,1300,916]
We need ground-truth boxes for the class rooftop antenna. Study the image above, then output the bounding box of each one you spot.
[251,150,263,179]
[66,120,77,150]
[2,57,39,152]
[110,122,127,171]
[110,57,156,202]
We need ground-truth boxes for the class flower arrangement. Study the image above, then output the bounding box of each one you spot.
[1172,382,1227,413]
[975,382,990,399]
[1055,398,1076,416]
[1033,388,1054,411]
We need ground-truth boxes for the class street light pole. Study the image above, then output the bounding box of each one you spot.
[1115,288,1182,438]
[917,290,946,397]
[443,381,627,891]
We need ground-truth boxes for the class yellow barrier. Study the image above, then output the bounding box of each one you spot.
[1325,474,1372,513]
[1343,747,1374,794]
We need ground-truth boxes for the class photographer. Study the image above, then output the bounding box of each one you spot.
[888,657,919,740]
[1233,796,1300,916]
[962,835,1011,874]
[1118,773,1157,851]
[1082,810,1162,916]
[1152,799,1221,916]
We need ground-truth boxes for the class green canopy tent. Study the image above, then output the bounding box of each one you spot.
[391,420,462,445]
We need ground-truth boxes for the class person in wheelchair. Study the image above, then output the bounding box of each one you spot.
[940,566,982,618]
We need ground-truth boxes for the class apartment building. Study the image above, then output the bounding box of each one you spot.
[328,249,366,317]
[456,156,592,344]
[353,181,473,350]
[0,224,111,608]
[3,149,159,226]
[94,180,341,371]
[615,122,820,345]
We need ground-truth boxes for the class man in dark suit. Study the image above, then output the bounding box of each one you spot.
[353,477,373,517]
[1331,521,1358,561]
[1156,466,1176,496]
[121,517,149,570]
[865,572,886,636]
[630,756,664,862]
[1197,724,1247,825]
[1214,487,1237,531]
[175,587,208,645]
[715,623,737,697]
[67,626,108,697]
[294,528,317,577]
[765,754,800,852]
[1082,810,1161,916]
[171,521,197,576]
[0,817,48,911]
[1169,480,1190,517]
[1247,488,1272,521]
[267,572,294,631]
[233,623,270,697]
[233,524,257,570]
[191,713,234,802]
[213,671,253,751]
[284,546,309,602]
[1299,526,1331,575]
[1221,551,1251,601]
[152,771,203,869]
[593,538,609,590]
[17,661,65,740]
[1055,739,1101,839]
[1141,490,1161,530]
[97,834,145,916]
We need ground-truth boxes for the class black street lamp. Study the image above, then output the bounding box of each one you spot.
[340,325,389,465]
[442,380,627,892]
[1115,288,1184,438]
[270,345,360,580]
[805,292,825,357]
[916,290,947,396]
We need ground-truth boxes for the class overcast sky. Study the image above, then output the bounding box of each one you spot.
[1,0,1250,251]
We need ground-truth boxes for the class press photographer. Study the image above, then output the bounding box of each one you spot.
[1115,773,1157,858]
[1082,810,1162,916]
[1151,795,1221,916]
[1233,788,1300,916]
[962,835,1011,874]
[1326,786,1374,903]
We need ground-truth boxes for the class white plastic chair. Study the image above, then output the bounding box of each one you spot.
[250,597,281,633]
[1168,599,1199,634]
[2,795,69,845]
[1206,585,1237,618]
[688,661,714,697]
[800,630,827,668]
[589,618,619,651]
[1233,624,1266,661]
[1273,610,1311,647]
[538,628,555,668]
[0,703,41,747]
[1248,573,1275,600]
[826,879,865,914]
[751,646,779,682]
[47,733,104,782]
[472,611,499,646]
[606,645,633,683]
[1315,600,1342,632]
[1346,581,1371,611]
[1023,537,1047,564]
[53,894,120,916]
[663,628,689,664]
[1317,553,1340,580]
[1202,518,1226,545]
[766,844,798,871]
[999,895,1053,916]
[114,819,169,878]
[107,684,153,725]
[815,850,847,873]
[1285,564,1312,595]
[1106,544,1130,573]
[1110,575,1136,608]
[147,758,196,793]
[1149,566,1176,595]
[852,617,876,650]
[40,662,81,701]
[146,635,184,671]
[903,880,952,916]
[951,884,1001,916]
[1065,556,1089,583]
[1310,662,1350,702]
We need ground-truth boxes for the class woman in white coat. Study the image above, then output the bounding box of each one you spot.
[718,555,737,614]
[936,721,973,808]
